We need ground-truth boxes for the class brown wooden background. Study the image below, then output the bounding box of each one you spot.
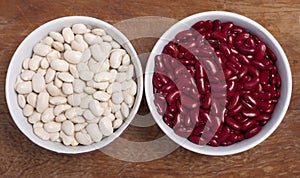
[0,0,299,177]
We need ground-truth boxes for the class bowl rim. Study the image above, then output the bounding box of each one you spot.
[5,16,143,154]
[145,11,292,156]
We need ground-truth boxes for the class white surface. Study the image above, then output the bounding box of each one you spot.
[6,16,143,154]
[145,11,292,156]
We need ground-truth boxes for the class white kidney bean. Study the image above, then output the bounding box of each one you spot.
[121,81,131,91]
[41,107,55,123]
[115,110,124,120]
[36,92,49,113]
[74,123,88,132]
[27,92,37,107]
[58,72,74,82]
[83,110,95,121]
[71,40,85,52]
[67,94,81,106]
[121,102,129,118]
[55,114,66,122]
[86,123,102,142]
[32,73,46,93]
[84,87,96,94]
[21,70,35,81]
[49,31,64,42]
[106,82,121,94]
[99,117,113,136]
[64,43,72,51]
[93,91,111,101]
[18,94,26,108]
[52,41,64,52]
[72,24,87,34]
[64,50,82,64]
[53,104,71,116]
[44,121,61,133]
[126,65,134,80]
[34,43,51,57]
[111,41,121,49]
[62,27,74,44]
[115,72,127,83]
[84,33,97,44]
[93,71,111,82]
[128,80,137,96]
[79,70,94,81]
[92,28,106,36]
[88,100,103,117]
[113,118,123,129]
[62,83,74,95]
[46,83,60,96]
[49,132,60,142]
[37,68,47,76]
[49,96,67,105]
[23,104,34,117]
[122,54,130,65]
[69,64,79,79]
[60,131,73,146]
[80,95,93,109]
[65,107,83,119]
[16,81,32,94]
[29,55,42,71]
[81,48,91,63]
[50,59,69,72]
[41,36,54,46]
[54,75,63,88]
[28,111,41,124]
[111,91,123,104]
[46,50,61,63]
[61,120,74,136]
[34,126,50,140]
[22,57,30,70]
[40,58,50,69]
[110,50,124,69]
[75,132,93,145]
[45,68,56,83]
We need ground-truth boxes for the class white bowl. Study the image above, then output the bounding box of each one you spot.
[145,11,292,155]
[6,16,143,154]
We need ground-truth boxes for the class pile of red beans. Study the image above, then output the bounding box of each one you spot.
[152,19,281,147]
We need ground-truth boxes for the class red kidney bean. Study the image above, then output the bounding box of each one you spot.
[228,102,243,116]
[240,99,256,110]
[189,135,207,145]
[156,73,169,85]
[226,62,239,75]
[218,126,231,142]
[227,92,240,110]
[164,116,173,128]
[224,68,233,79]
[244,77,260,90]
[266,47,277,61]
[203,131,216,141]
[246,37,256,48]
[255,42,266,60]
[166,89,180,104]
[169,101,177,113]
[276,73,281,88]
[219,43,231,57]
[248,65,260,77]
[180,59,196,65]
[162,82,176,93]
[208,139,220,147]
[221,22,234,35]
[251,61,265,71]
[154,98,166,115]
[241,120,258,131]
[265,104,275,113]
[257,100,271,110]
[212,31,227,43]
[181,94,199,109]
[229,132,239,142]
[164,109,175,120]
[245,126,262,138]
[228,55,241,69]
[238,46,257,55]
[244,93,257,106]
[241,110,260,118]
[227,80,237,98]
[154,55,165,72]
[230,25,244,34]
[196,78,208,95]
[213,19,221,31]
[153,75,163,88]
[230,47,239,55]
[165,42,179,57]
[236,32,250,42]
[254,113,271,121]
[221,140,234,146]
[236,53,251,65]
[192,21,205,30]
[226,117,241,131]
[202,93,212,109]
[237,65,248,79]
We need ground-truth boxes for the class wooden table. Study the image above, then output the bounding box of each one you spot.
[1,0,299,177]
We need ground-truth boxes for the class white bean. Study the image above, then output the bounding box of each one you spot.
[60,131,74,146]
[83,33,97,44]
[50,59,69,72]
[58,72,74,82]
[29,55,42,71]
[67,94,81,106]
[46,83,60,96]
[40,58,49,69]
[121,102,129,118]
[93,71,111,82]
[46,50,61,63]
[65,107,83,119]
[122,54,130,65]
[80,95,93,109]
[16,81,32,94]
[80,48,91,63]
[111,91,123,104]
[74,123,88,132]
[77,62,89,72]
[55,114,67,122]
[113,118,123,129]
[88,100,103,117]
[92,28,106,36]
[64,50,82,64]
[99,117,113,136]
[71,40,85,52]
[32,73,46,93]
[22,57,30,70]
[20,70,35,81]
[83,110,95,121]
[73,79,86,93]
[106,82,121,94]
[34,43,51,56]
[62,83,74,95]
[49,132,60,142]
[34,126,50,141]
[28,111,41,124]
[69,64,79,79]
[37,68,47,76]
[49,96,67,105]
[111,40,121,49]
[79,70,94,81]
[93,91,111,101]
[27,92,37,107]
[110,51,123,69]
[102,35,112,42]
[62,27,74,43]
[75,132,93,145]
[128,80,137,95]
[53,104,71,116]
[45,68,56,83]
[86,123,102,142]
[54,75,63,88]
[41,107,55,123]
[36,92,49,113]
[72,24,87,34]
[40,36,54,46]
[115,72,127,83]
[49,31,64,42]
[61,120,74,136]
[23,104,34,117]
[84,87,96,94]
[44,121,61,133]
[52,41,64,52]
[17,94,26,108]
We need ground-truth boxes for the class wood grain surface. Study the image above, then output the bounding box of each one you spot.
[1,0,299,177]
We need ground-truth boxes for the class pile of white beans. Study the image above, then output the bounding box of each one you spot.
[14,24,137,146]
